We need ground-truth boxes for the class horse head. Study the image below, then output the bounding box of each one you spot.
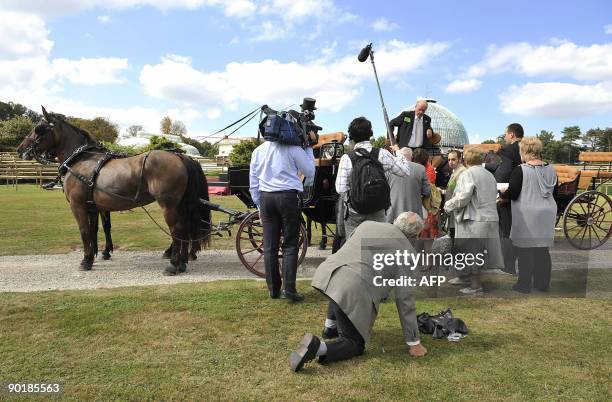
[17,106,94,163]
[17,106,59,161]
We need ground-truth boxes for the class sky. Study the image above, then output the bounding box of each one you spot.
[1,0,611,144]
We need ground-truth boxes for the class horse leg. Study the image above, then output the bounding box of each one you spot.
[70,204,96,271]
[319,222,327,250]
[160,205,184,275]
[178,239,189,273]
[306,216,313,245]
[189,240,200,261]
[100,211,113,260]
[162,243,173,259]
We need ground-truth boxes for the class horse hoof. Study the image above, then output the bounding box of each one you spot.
[178,263,187,273]
[102,251,111,260]
[188,254,197,261]
[79,261,93,271]
[163,265,178,276]
[318,244,327,250]
[162,251,171,260]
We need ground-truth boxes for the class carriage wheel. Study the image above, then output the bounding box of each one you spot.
[235,211,308,278]
[563,190,612,250]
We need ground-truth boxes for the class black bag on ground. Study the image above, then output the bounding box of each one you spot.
[347,147,390,214]
[417,308,469,338]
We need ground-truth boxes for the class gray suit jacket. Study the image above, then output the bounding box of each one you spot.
[385,161,430,222]
[311,221,420,344]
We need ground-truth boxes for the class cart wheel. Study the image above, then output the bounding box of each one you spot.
[563,190,612,250]
[235,211,308,278]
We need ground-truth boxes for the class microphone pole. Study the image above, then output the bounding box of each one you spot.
[358,43,395,147]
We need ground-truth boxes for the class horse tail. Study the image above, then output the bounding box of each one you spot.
[178,155,211,249]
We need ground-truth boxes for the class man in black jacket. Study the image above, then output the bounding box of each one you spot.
[495,123,524,275]
[389,100,434,150]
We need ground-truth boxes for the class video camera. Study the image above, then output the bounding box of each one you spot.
[259,97,322,148]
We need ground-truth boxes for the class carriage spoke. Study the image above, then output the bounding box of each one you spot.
[241,247,261,255]
[251,253,264,267]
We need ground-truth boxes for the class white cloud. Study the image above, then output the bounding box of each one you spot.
[465,41,612,81]
[371,17,399,32]
[500,82,612,118]
[207,108,222,119]
[605,24,612,35]
[97,14,111,23]
[223,0,255,17]
[51,57,129,84]
[0,11,52,59]
[139,41,449,112]
[445,78,482,93]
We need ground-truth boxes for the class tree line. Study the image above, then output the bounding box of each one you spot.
[0,101,219,157]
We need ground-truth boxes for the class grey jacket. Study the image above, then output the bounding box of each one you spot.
[444,165,498,223]
[311,221,420,344]
[385,161,430,222]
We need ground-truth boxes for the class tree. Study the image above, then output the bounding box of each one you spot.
[0,101,27,121]
[170,120,187,137]
[370,135,387,148]
[199,141,219,158]
[160,116,172,135]
[145,136,185,153]
[126,125,143,137]
[481,139,497,144]
[0,115,35,151]
[229,139,261,165]
[68,116,119,143]
[561,126,582,163]
[583,127,612,152]
[537,130,556,162]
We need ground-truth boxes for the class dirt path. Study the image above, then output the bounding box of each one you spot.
[0,248,329,293]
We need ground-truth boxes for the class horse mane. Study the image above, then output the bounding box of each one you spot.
[53,114,97,143]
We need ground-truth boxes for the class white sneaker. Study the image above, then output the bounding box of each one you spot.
[448,277,470,286]
[459,287,483,295]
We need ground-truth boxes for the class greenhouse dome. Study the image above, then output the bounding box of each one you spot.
[406,99,469,153]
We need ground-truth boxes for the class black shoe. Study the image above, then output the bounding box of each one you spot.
[321,326,338,339]
[269,290,280,299]
[281,290,304,302]
[512,284,531,294]
[289,333,320,372]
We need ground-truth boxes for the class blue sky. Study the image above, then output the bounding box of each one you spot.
[1,0,611,143]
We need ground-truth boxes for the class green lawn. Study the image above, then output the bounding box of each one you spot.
[0,282,610,401]
[0,185,327,255]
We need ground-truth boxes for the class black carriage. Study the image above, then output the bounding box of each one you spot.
[224,133,347,277]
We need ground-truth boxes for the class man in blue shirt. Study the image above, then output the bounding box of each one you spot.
[250,127,316,301]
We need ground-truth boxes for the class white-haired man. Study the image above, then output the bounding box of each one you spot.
[289,212,428,372]
[389,99,435,151]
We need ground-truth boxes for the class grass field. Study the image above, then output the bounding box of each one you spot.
[1,282,611,401]
[0,185,327,255]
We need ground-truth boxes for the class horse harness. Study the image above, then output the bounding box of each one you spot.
[58,143,150,212]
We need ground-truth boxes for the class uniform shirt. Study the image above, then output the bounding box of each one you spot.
[249,141,315,208]
[335,141,412,195]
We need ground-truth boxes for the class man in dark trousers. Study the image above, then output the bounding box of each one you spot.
[249,98,317,302]
[389,99,435,151]
[495,123,524,275]
[289,212,428,372]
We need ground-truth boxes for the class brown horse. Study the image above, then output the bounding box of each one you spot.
[17,107,211,275]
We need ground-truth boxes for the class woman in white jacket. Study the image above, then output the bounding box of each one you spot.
[444,148,504,295]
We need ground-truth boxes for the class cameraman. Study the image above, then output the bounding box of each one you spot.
[249,98,318,302]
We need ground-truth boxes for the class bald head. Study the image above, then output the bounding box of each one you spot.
[393,212,424,238]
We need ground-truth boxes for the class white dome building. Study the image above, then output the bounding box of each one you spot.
[406,99,469,153]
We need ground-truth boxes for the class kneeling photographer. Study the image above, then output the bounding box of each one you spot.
[249,97,320,302]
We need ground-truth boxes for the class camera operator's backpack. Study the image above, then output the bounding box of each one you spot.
[347,147,391,214]
[260,111,304,146]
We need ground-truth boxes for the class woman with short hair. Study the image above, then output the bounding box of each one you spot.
[500,137,557,293]
[444,148,504,295]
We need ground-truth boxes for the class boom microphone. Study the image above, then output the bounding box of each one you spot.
[357,43,372,62]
